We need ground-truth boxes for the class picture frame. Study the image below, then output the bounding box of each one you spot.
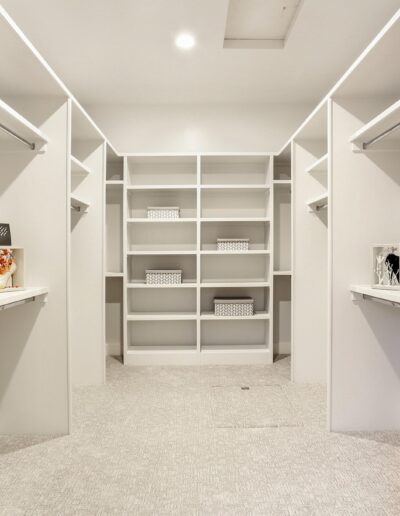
[372,244,400,290]
[0,223,11,246]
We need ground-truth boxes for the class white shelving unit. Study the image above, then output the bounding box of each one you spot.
[121,154,276,365]
[0,98,49,152]
[349,99,400,151]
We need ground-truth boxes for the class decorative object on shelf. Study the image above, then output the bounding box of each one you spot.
[0,224,11,246]
[0,248,23,292]
[147,207,180,219]
[217,238,249,251]
[372,244,400,290]
[145,269,182,285]
[213,297,254,317]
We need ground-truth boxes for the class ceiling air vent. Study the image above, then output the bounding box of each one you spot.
[224,0,302,49]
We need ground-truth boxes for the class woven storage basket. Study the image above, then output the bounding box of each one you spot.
[217,238,249,251]
[145,269,182,285]
[213,297,254,317]
[147,207,180,219]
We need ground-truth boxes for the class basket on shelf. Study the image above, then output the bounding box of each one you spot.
[145,269,182,285]
[213,297,254,317]
[217,238,249,251]
[147,207,180,219]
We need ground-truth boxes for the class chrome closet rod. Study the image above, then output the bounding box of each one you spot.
[0,123,36,150]
[363,121,400,150]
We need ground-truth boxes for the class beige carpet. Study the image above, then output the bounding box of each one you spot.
[1,356,400,515]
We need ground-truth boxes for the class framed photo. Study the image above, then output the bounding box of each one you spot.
[0,224,11,246]
[372,244,400,290]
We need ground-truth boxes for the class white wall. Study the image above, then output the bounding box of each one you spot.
[85,103,312,154]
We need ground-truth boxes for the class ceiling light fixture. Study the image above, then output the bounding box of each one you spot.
[175,33,195,50]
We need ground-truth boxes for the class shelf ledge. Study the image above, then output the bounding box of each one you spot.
[71,155,91,175]
[0,99,49,153]
[71,195,90,213]
[0,287,48,310]
[305,154,328,174]
[306,192,328,212]
[350,285,400,307]
[349,100,400,152]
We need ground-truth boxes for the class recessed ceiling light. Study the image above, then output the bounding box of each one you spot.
[175,33,195,50]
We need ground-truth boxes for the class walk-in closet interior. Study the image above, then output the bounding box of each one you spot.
[1,2,400,504]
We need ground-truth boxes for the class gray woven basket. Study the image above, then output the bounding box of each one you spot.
[145,269,182,285]
[213,297,254,316]
[217,238,249,251]
[147,207,180,219]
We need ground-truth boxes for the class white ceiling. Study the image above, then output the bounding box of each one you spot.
[2,0,400,105]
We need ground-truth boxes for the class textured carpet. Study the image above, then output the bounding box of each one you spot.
[1,356,400,515]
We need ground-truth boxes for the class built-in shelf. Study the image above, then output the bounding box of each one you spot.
[127,281,196,289]
[127,185,197,190]
[70,155,91,176]
[105,272,123,278]
[127,218,197,223]
[273,271,292,276]
[201,344,269,353]
[349,99,400,151]
[127,312,197,321]
[305,154,328,174]
[350,285,400,307]
[106,180,124,186]
[201,217,270,223]
[306,192,328,212]
[200,184,270,191]
[0,287,48,310]
[0,99,49,152]
[71,195,90,213]
[127,250,196,255]
[273,180,292,186]
[201,281,270,288]
[200,311,270,320]
[200,250,270,255]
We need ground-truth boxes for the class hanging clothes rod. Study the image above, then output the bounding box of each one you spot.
[363,121,400,150]
[71,205,83,212]
[315,203,328,211]
[0,123,36,150]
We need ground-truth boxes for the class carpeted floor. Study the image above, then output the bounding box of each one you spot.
[1,356,400,515]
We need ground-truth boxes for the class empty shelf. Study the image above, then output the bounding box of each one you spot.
[201,217,270,223]
[127,250,196,255]
[71,195,90,212]
[273,271,292,276]
[350,285,400,307]
[0,287,48,310]
[127,218,197,223]
[105,272,123,278]
[71,155,91,175]
[127,185,196,190]
[350,100,400,151]
[201,280,270,288]
[273,180,292,186]
[128,312,197,321]
[200,184,270,191]
[305,154,328,174]
[200,311,270,320]
[200,250,270,255]
[0,99,49,152]
[306,192,328,212]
